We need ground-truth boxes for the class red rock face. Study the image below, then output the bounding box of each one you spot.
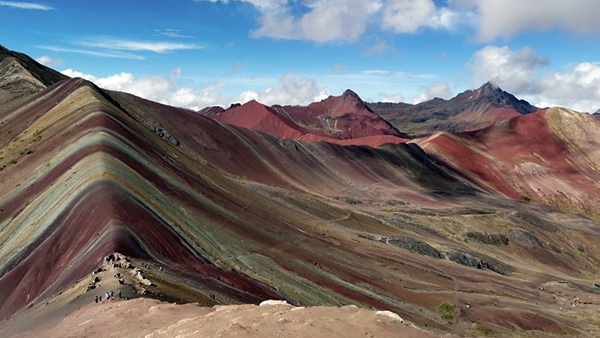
[419,110,600,214]
[199,90,409,147]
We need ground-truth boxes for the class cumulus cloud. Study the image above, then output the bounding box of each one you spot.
[61,68,227,110]
[529,62,600,113]
[35,55,64,67]
[197,0,467,43]
[239,72,327,105]
[376,92,405,103]
[381,0,459,34]
[457,0,600,41]
[467,45,548,93]
[412,82,453,104]
[197,0,600,43]
[61,68,328,109]
[0,1,52,10]
[250,0,379,42]
[468,45,600,113]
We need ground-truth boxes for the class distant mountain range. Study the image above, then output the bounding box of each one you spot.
[200,81,541,141]
[199,89,410,147]
[3,44,600,337]
[368,81,540,137]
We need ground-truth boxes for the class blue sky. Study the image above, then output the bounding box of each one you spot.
[1,0,600,112]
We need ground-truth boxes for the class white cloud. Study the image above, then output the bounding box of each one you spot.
[458,0,600,41]
[411,81,453,104]
[467,45,548,93]
[376,92,405,103]
[169,82,228,109]
[195,0,600,43]
[0,1,52,10]
[467,45,600,113]
[61,68,228,110]
[38,45,145,60]
[194,0,287,11]
[61,69,97,81]
[35,55,64,67]
[60,68,328,109]
[239,72,326,105]
[381,0,446,34]
[153,29,195,39]
[199,0,467,43]
[76,39,201,53]
[250,0,379,43]
[529,62,600,113]
[39,37,201,61]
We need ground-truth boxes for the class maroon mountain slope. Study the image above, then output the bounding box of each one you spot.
[417,107,600,221]
[199,90,410,147]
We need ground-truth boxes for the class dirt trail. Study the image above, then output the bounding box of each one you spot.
[10,298,451,338]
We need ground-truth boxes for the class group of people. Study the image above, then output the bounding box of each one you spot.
[94,290,121,303]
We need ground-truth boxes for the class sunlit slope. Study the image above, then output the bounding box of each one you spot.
[419,109,600,220]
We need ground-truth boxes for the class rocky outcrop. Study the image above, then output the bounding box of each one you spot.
[510,231,541,249]
[513,212,559,232]
[464,232,509,246]
[142,120,179,146]
[382,236,443,259]
[446,250,513,276]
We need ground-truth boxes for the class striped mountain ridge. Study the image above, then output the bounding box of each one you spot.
[0,77,476,330]
[3,46,600,336]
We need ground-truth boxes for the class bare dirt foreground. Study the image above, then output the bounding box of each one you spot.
[7,299,446,338]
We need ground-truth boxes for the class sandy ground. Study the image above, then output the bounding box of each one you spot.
[6,299,450,338]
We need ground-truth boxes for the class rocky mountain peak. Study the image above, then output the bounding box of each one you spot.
[342,89,363,102]
[478,81,502,96]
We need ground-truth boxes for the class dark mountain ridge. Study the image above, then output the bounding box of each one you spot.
[368,82,540,137]
[0,44,67,103]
